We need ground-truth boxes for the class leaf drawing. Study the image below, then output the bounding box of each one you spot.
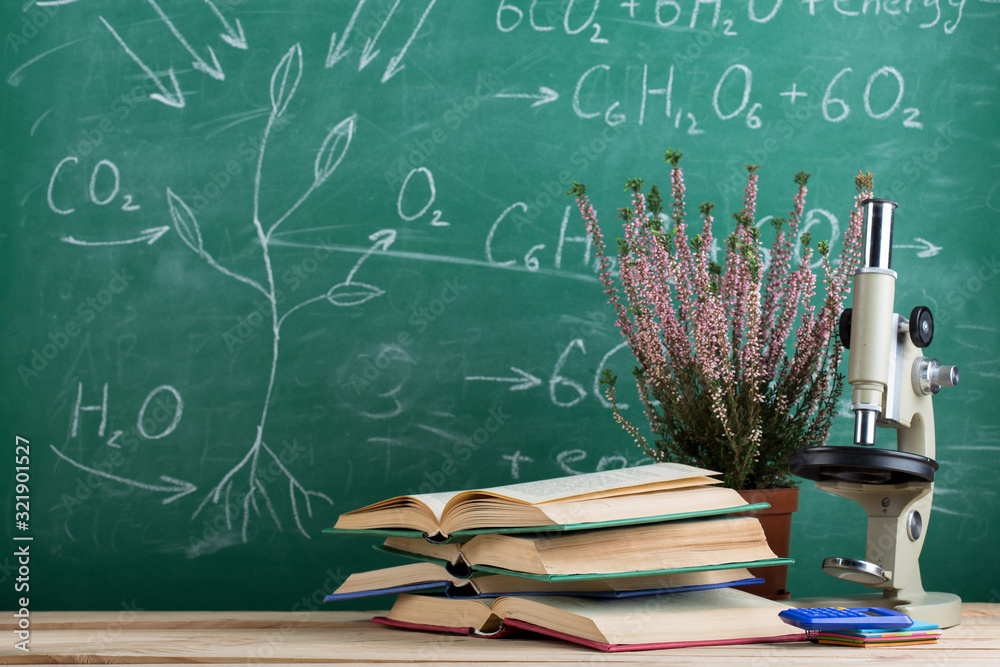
[314,114,357,185]
[326,281,385,307]
[270,43,302,118]
[166,188,203,254]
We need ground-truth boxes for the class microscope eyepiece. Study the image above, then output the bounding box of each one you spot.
[861,198,898,270]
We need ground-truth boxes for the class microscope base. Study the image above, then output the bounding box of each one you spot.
[790,591,962,628]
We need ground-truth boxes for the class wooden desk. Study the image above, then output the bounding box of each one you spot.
[3,606,998,664]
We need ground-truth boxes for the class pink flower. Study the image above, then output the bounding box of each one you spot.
[579,160,871,489]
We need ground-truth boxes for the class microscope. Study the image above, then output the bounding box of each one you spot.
[789,198,963,628]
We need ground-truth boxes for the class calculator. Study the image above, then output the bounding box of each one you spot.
[778,606,914,632]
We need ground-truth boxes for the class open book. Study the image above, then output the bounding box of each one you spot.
[328,462,762,542]
[379,515,789,579]
[373,588,806,651]
[325,560,763,601]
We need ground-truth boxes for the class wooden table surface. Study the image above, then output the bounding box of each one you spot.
[3,605,999,665]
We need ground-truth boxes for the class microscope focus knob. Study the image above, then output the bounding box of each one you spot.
[909,306,934,348]
[839,308,852,349]
[913,357,960,395]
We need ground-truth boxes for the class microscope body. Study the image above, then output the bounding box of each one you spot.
[823,296,936,595]
[789,199,962,628]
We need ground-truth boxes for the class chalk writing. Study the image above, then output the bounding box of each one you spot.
[397,167,450,227]
[7,1,988,575]
[51,43,378,541]
[98,16,184,109]
[496,0,972,38]
[204,0,247,49]
[465,367,543,391]
[358,0,401,70]
[566,61,927,132]
[51,444,197,505]
[49,157,143,221]
[176,44,359,540]
[321,230,397,310]
[325,0,439,82]
[553,448,646,477]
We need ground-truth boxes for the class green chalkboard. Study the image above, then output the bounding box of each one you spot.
[2,0,998,612]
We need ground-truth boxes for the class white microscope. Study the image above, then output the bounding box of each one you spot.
[789,198,963,628]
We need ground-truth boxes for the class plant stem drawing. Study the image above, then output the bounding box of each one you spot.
[164,43,394,541]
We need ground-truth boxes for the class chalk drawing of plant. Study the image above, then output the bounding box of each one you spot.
[166,43,395,541]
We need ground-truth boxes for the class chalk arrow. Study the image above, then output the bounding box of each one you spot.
[382,0,437,83]
[100,16,185,108]
[344,229,397,284]
[326,0,368,68]
[147,0,225,81]
[494,87,559,108]
[466,367,543,392]
[326,229,397,307]
[204,0,248,49]
[359,0,401,70]
[893,237,942,259]
[61,226,170,247]
[50,444,198,504]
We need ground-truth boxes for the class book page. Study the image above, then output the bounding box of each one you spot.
[388,594,494,631]
[510,586,788,617]
[403,490,462,521]
[383,536,462,563]
[333,489,463,534]
[493,588,802,645]
[537,486,746,526]
[450,462,718,506]
[333,562,453,595]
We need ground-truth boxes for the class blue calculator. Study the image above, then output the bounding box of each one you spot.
[779,607,914,632]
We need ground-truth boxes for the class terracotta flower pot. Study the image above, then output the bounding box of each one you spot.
[734,487,800,600]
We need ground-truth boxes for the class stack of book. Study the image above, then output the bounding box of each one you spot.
[324,462,806,651]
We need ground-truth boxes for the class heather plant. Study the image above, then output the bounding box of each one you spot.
[569,150,873,489]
